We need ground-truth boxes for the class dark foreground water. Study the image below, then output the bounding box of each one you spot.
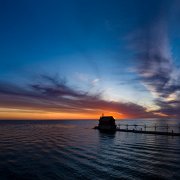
[0,119,180,180]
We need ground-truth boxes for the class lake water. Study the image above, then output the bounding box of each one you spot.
[0,119,180,180]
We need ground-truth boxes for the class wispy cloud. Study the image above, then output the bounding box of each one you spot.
[128,0,180,117]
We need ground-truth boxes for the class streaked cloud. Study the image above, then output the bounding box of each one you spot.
[128,0,180,117]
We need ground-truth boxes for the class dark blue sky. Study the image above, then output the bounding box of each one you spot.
[0,0,179,119]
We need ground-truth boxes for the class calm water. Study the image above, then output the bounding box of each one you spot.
[0,119,180,180]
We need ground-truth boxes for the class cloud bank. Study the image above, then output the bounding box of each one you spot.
[0,75,156,119]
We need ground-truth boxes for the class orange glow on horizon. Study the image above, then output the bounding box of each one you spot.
[0,108,127,120]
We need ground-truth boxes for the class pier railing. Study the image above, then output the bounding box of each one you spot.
[117,123,180,134]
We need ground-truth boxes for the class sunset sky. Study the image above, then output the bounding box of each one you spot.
[0,0,180,119]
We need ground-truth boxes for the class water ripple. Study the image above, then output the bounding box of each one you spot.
[0,120,180,180]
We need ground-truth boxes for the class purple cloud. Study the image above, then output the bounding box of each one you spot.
[0,75,156,118]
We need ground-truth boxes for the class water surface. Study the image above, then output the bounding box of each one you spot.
[0,119,180,180]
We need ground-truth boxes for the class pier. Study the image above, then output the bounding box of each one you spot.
[94,116,180,136]
[115,124,180,136]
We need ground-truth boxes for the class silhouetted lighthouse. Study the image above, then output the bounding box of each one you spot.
[98,115,116,131]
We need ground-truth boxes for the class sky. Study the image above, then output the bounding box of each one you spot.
[0,0,180,119]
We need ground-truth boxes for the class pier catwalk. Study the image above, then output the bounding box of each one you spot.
[115,124,180,136]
